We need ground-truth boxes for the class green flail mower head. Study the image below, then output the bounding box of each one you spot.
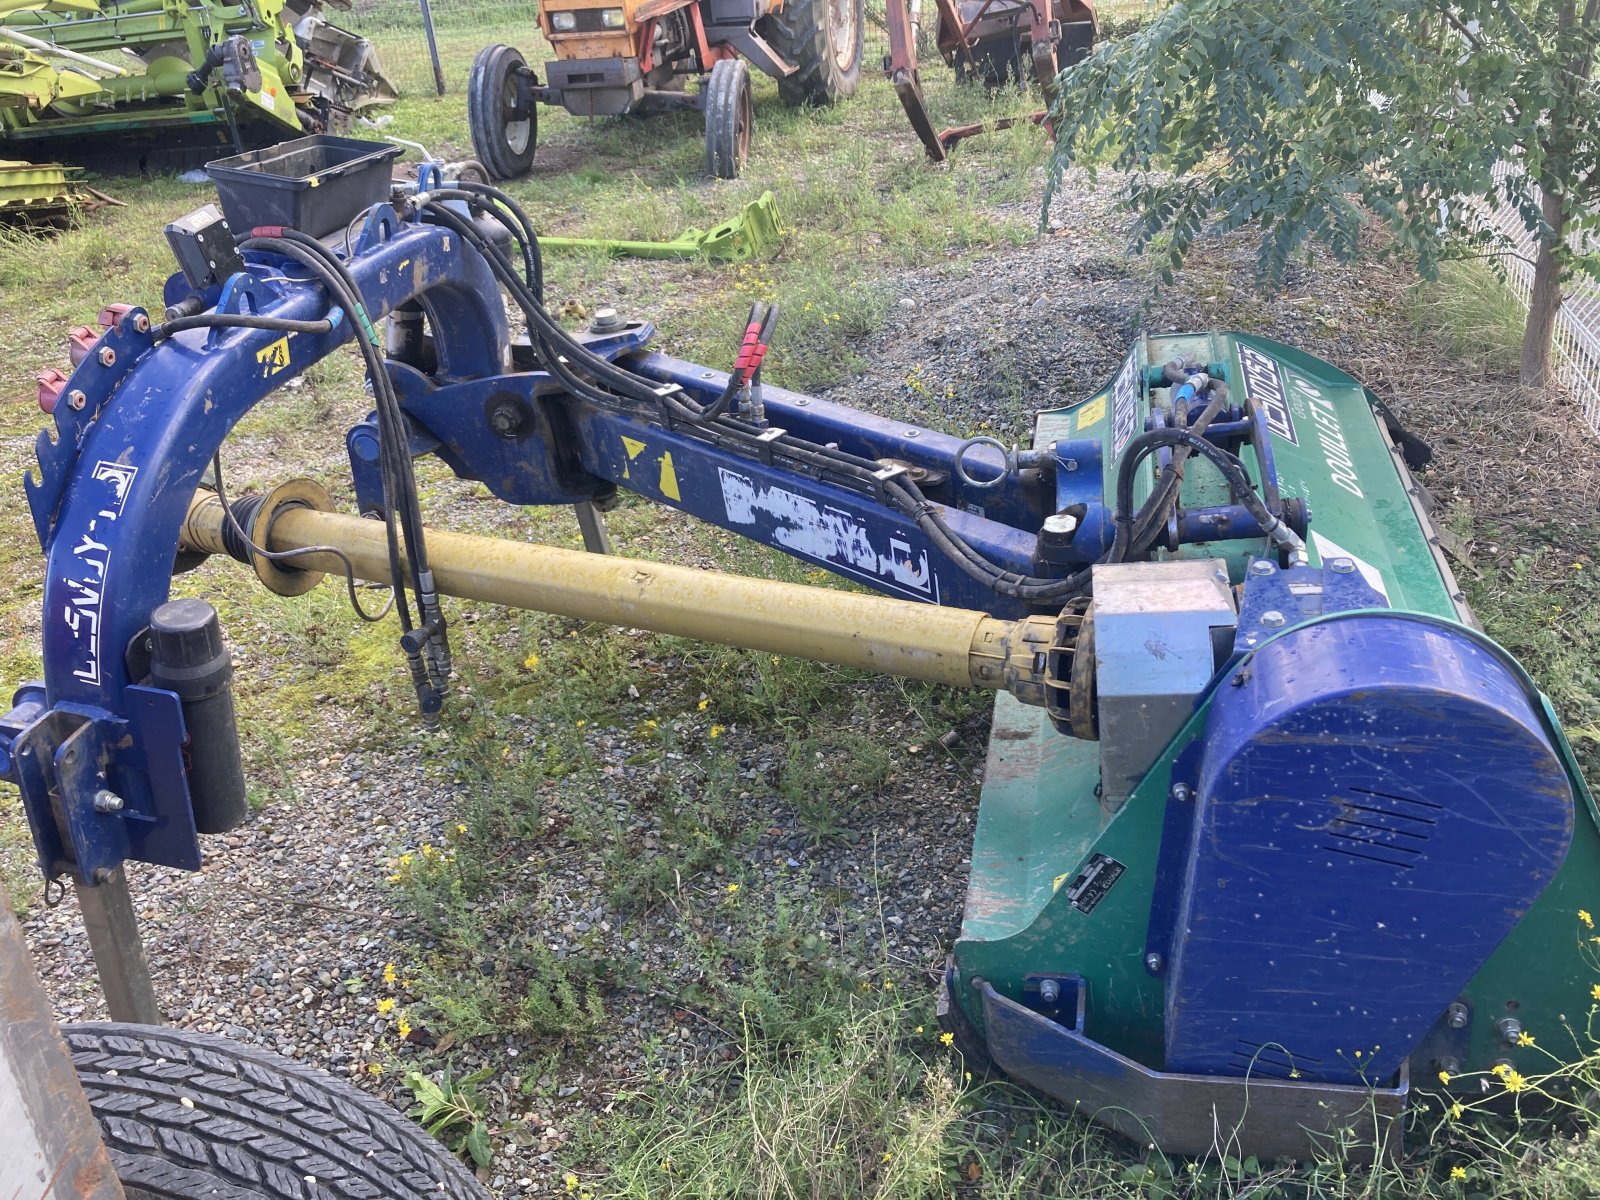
[0,0,395,170]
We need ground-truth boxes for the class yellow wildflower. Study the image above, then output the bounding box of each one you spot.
[1450,1102,1464,1119]
[376,997,396,1015]
[576,719,586,727]
[710,725,725,739]
[727,883,739,894]
[564,1174,579,1192]
[914,1025,924,1034]
[1582,909,1594,929]
[455,823,467,836]
[396,1015,412,1040]
[367,1062,383,1077]
[1517,1031,1535,1047]
[1438,1069,1451,1085]
[383,962,397,986]
[421,843,436,858]
[697,698,709,711]
[1504,1070,1526,1092]
[1451,1166,1467,1182]
[1491,1063,1510,1078]
[939,1031,954,1047]
[524,653,540,671]
[1591,983,1600,1002]
[883,981,894,991]
[881,1152,893,1163]
[1289,1069,1301,1079]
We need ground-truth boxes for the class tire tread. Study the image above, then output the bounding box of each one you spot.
[65,1022,488,1200]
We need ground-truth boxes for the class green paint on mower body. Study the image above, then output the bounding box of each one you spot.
[954,331,1600,1109]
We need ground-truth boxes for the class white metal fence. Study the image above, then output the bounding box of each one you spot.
[1476,161,1600,432]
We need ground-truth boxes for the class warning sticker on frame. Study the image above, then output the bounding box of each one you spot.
[1110,353,1140,457]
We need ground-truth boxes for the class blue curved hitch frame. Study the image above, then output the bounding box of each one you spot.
[2,198,1284,904]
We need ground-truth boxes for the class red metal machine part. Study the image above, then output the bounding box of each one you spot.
[883,0,1095,161]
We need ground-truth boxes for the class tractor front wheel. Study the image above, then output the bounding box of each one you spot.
[468,43,537,180]
[760,0,864,106]
[704,58,753,179]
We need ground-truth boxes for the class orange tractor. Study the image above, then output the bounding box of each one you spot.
[465,0,1094,180]
[467,0,864,179]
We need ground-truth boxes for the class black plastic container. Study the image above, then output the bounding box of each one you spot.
[206,135,402,239]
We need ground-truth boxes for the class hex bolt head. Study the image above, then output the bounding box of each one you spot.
[1260,610,1287,628]
[133,314,151,334]
[1329,557,1357,574]
[590,306,622,331]
[1145,952,1164,973]
[1438,1056,1462,1076]
[1037,978,1061,1004]
[1043,513,1079,536]
[1496,1016,1523,1045]
[91,789,124,813]
[67,389,87,411]
[1249,559,1276,577]
[1171,782,1193,803]
[98,346,116,367]
[1447,1002,1470,1029]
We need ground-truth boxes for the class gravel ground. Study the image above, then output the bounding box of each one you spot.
[14,165,1600,1197]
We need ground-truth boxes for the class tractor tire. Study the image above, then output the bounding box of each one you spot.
[61,1022,489,1200]
[704,58,753,179]
[760,0,864,106]
[468,44,537,181]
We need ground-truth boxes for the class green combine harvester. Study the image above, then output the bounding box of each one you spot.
[0,0,395,172]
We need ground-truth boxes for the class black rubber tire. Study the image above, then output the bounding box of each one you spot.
[62,1022,489,1200]
[468,44,537,181]
[760,0,864,106]
[704,58,753,180]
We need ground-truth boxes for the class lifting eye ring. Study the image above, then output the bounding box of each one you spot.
[953,435,1012,490]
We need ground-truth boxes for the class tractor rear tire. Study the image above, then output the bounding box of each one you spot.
[704,58,753,179]
[61,1022,489,1200]
[469,43,537,181]
[761,0,864,106]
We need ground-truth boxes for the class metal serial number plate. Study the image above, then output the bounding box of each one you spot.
[1065,853,1126,915]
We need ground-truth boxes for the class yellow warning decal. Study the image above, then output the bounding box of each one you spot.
[659,452,681,501]
[1073,395,1107,431]
[256,336,291,378]
[621,437,648,459]
[1052,871,1071,894]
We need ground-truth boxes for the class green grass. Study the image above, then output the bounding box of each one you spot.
[1406,260,1529,376]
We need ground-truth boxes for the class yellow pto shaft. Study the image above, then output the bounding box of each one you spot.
[179,486,1057,700]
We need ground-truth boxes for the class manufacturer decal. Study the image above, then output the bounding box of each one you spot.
[718,468,937,601]
[1064,852,1126,915]
[1073,394,1107,432]
[1110,352,1139,456]
[1237,343,1299,445]
[62,460,139,686]
[1290,374,1365,499]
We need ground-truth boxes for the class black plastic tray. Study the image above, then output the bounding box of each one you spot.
[206,135,402,239]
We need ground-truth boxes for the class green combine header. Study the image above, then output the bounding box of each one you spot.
[0,0,395,170]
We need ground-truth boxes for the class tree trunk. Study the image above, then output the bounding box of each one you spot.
[1520,186,1566,388]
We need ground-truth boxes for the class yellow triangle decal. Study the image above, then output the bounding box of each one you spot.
[621,437,647,460]
[659,452,681,502]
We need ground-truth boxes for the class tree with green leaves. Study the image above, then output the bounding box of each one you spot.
[1046,0,1600,385]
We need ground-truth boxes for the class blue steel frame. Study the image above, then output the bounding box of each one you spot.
[3,198,1288,890]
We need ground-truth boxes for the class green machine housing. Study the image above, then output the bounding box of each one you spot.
[943,332,1596,1159]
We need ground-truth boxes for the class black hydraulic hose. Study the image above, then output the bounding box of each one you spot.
[1129,385,1228,553]
[429,182,545,304]
[1114,427,1301,557]
[237,234,424,637]
[159,313,336,338]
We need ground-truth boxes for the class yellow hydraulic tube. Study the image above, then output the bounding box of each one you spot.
[180,488,1057,699]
